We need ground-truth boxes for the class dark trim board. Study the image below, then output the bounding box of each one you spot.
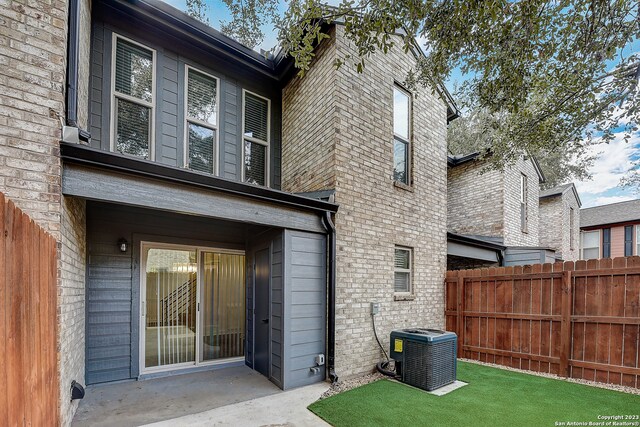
[61,143,338,214]
[62,163,327,233]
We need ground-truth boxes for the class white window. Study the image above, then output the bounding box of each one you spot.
[111,34,155,159]
[242,90,270,186]
[637,225,640,256]
[393,85,411,185]
[520,173,528,232]
[580,230,600,260]
[394,246,412,293]
[184,66,219,174]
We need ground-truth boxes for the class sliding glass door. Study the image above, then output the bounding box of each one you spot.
[200,252,245,362]
[141,243,245,373]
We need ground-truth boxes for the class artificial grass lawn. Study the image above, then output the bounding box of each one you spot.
[309,362,640,427]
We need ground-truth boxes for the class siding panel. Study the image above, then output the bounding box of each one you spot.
[283,231,326,389]
[270,233,284,387]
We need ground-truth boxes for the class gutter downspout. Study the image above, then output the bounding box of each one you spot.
[322,211,338,383]
[64,0,90,142]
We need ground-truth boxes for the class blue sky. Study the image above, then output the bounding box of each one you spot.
[163,0,640,208]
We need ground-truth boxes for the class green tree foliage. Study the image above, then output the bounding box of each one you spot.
[219,0,639,177]
[186,0,210,25]
[447,106,596,189]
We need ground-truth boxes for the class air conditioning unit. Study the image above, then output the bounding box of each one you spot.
[390,328,457,391]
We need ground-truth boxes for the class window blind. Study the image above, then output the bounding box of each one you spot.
[188,123,215,174]
[115,98,150,159]
[187,69,217,125]
[244,93,268,142]
[244,140,266,185]
[394,247,411,293]
[115,38,153,102]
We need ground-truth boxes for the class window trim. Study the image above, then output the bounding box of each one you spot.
[110,32,157,160]
[636,225,640,256]
[393,246,413,295]
[183,64,220,175]
[520,173,528,233]
[580,230,601,260]
[241,89,271,186]
[392,84,412,185]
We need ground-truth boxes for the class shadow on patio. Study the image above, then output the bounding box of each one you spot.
[72,365,281,427]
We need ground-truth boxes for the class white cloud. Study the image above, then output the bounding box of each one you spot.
[574,132,640,198]
[591,195,636,206]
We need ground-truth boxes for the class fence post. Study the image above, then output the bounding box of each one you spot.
[559,270,572,377]
[456,275,465,358]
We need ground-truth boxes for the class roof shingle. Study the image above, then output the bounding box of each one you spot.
[580,198,640,228]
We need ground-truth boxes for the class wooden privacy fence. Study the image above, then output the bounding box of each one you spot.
[0,192,59,425]
[445,258,640,388]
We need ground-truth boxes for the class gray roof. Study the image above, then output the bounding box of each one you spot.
[580,198,640,228]
[447,152,545,182]
[539,182,582,207]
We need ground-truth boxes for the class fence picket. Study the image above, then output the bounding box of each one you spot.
[1,194,59,424]
[447,258,640,389]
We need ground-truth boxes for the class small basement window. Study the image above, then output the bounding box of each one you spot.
[394,246,412,294]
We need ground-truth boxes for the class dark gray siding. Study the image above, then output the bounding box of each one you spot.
[157,50,179,166]
[504,247,556,266]
[270,233,284,387]
[89,20,106,151]
[222,80,239,180]
[86,202,248,384]
[283,230,326,389]
[88,14,282,188]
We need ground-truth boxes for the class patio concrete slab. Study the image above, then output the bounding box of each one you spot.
[72,366,282,427]
[143,382,330,427]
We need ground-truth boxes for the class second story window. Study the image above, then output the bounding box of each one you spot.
[580,230,600,260]
[393,85,411,185]
[637,225,640,256]
[520,173,528,232]
[243,91,270,186]
[185,67,219,174]
[112,35,155,159]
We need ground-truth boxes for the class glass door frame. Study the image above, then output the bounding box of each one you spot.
[139,241,246,375]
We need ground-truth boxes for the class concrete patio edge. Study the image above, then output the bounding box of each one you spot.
[142,382,331,427]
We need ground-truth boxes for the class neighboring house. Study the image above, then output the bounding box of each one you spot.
[0,0,455,424]
[446,153,555,269]
[580,199,640,259]
[538,183,581,262]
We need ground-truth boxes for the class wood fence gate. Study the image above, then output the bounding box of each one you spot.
[0,193,59,425]
[445,258,640,388]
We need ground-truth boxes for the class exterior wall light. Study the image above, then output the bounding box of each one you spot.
[118,238,128,253]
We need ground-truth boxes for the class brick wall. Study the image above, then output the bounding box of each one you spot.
[502,157,540,246]
[0,0,67,235]
[282,26,337,193]
[283,25,448,379]
[59,196,86,424]
[447,160,504,239]
[1,0,91,424]
[539,192,580,261]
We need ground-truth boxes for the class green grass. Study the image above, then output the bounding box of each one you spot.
[309,362,640,427]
